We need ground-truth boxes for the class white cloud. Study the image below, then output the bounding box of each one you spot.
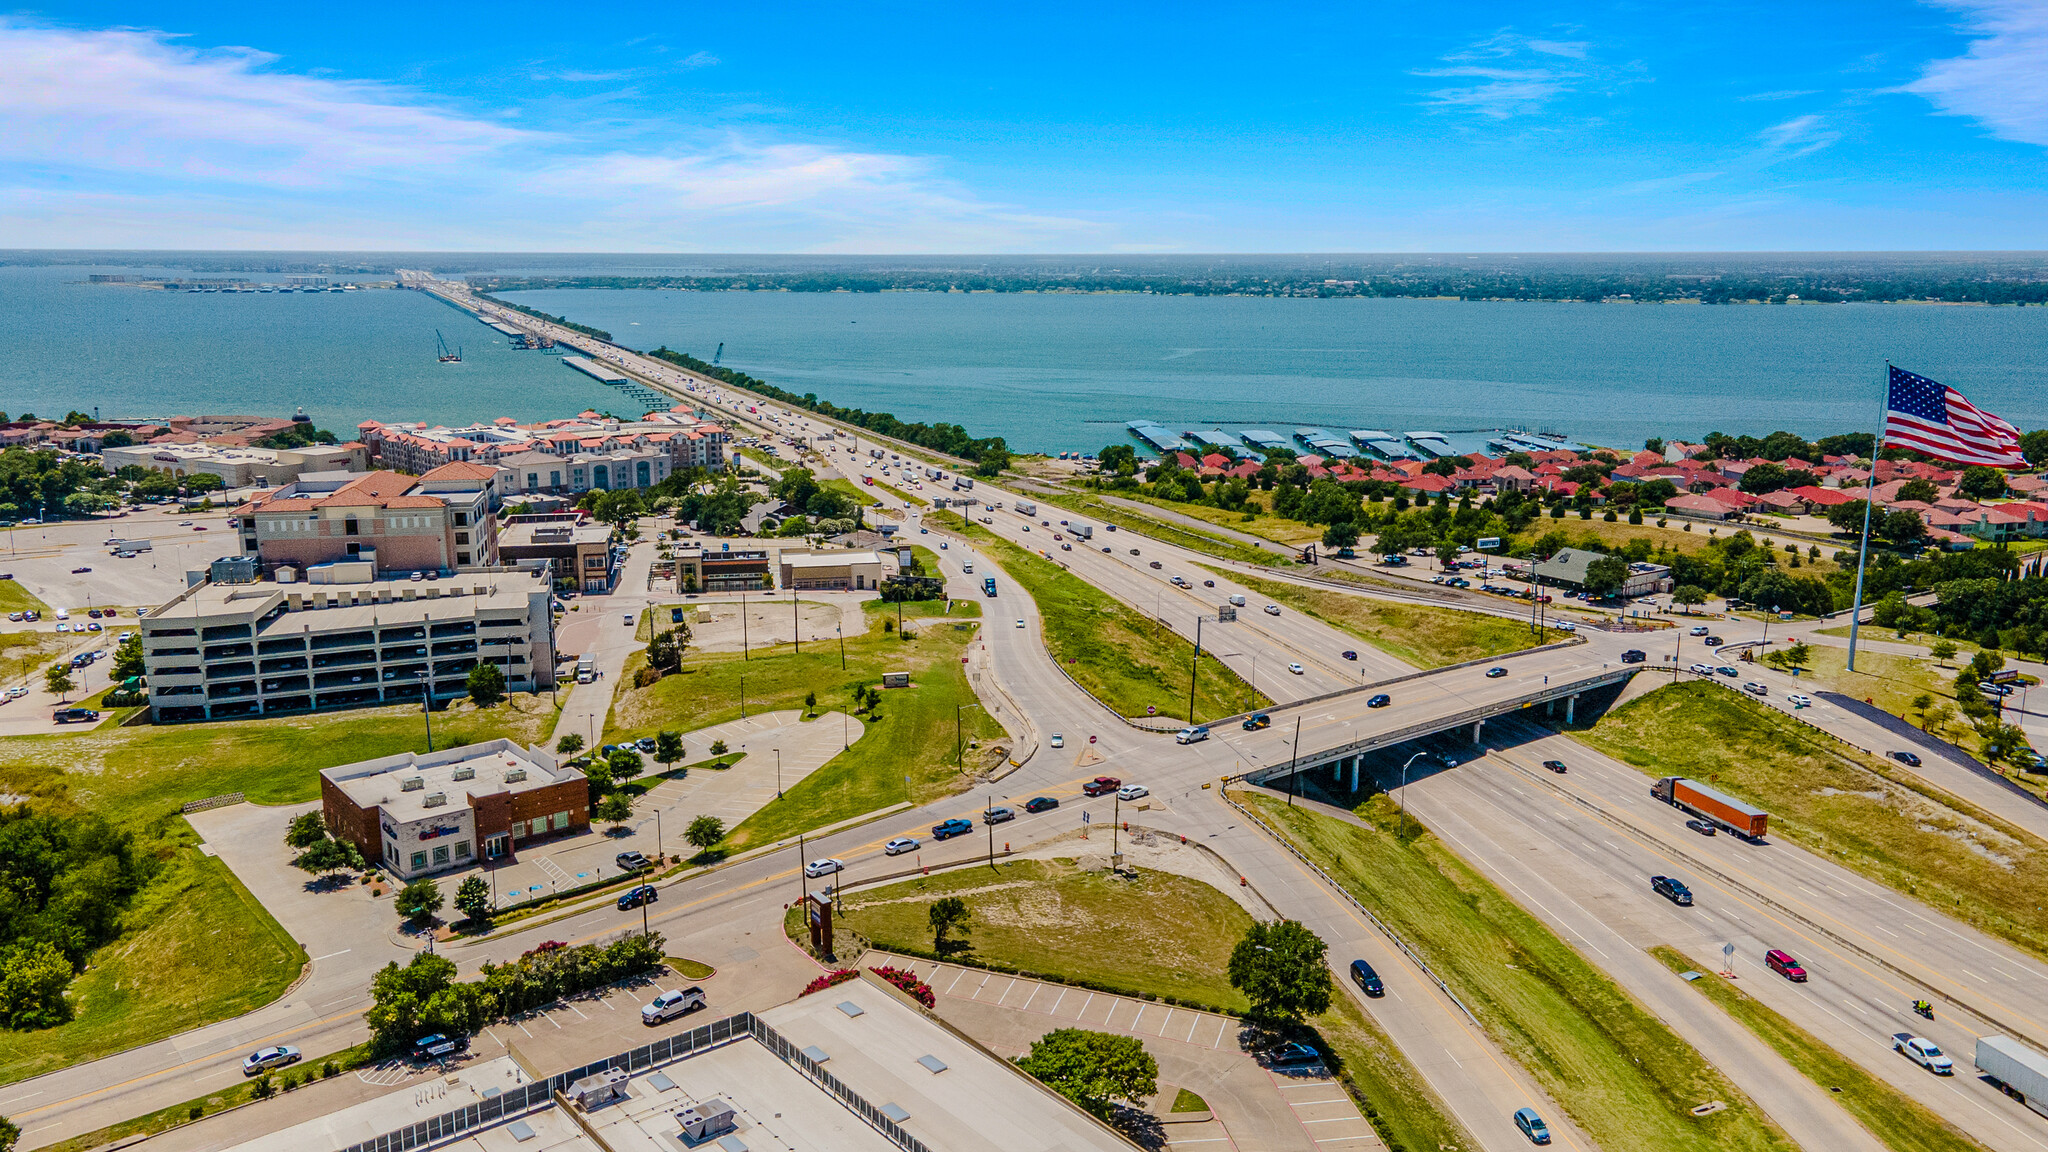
[1525,39,1590,59]
[1740,89,1820,101]
[1758,113,1841,156]
[680,51,721,70]
[1902,0,2048,146]
[1418,30,1591,117]
[0,18,531,186]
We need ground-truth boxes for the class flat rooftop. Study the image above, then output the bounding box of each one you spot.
[499,521,610,548]
[323,739,575,824]
[149,568,546,630]
[223,1056,533,1151]
[784,551,883,569]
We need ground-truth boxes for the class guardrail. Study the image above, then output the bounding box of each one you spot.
[181,792,244,814]
[1221,789,1479,1029]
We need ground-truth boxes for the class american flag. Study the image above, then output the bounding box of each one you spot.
[1883,365,2027,469]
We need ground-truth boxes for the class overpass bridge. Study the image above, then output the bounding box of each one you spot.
[1221,644,1639,790]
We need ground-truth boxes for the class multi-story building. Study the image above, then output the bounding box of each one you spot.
[676,545,773,592]
[778,549,885,591]
[358,409,729,479]
[498,514,616,593]
[235,462,501,576]
[100,441,369,487]
[496,446,673,496]
[320,739,587,877]
[141,564,555,723]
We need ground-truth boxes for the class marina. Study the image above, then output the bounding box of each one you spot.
[1117,419,1591,462]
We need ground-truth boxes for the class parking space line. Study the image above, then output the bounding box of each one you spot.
[945,967,968,993]
[1212,1018,1228,1048]
[1018,981,1040,1011]
[1160,1007,1175,1036]
[996,977,1019,1006]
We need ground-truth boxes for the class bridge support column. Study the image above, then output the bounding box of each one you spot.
[1333,760,1342,783]
[1350,758,1360,792]
[1473,719,1484,743]
[1546,698,1555,716]
[1566,694,1579,724]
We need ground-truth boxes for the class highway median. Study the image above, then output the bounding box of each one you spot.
[1208,566,1567,668]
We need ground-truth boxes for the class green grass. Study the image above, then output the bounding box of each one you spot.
[0,695,560,827]
[978,537,1267,722]
[667,956,717,980]
[829,858,1256,1010]
[926,509,996,542]
[1170,1087,1209,1113]
[0,845,307,1085]
[607,607,1005,852]
[32,1040,375,1152]
[1243,792,1795,1152]
[1649,946,1986,1152]
[1213,567,1566,668]
[1580,681,2048,963]
[1037,490,1285,566]
[0,580,47,615]
[1118,492,1324,546]
[868,476,927,507]
[812,853,1475,1151]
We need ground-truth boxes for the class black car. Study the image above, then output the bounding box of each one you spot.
[1348,959,1385,997]
[1367,694,1392,708]
[1265,1041,1322,1067]
[1890,750,1923,767]
[412,1033,464,1061]
[1485,667,1508,678]
[931,818,974,840]
[617,884,658,910]
[1621,649,1647,664]
[1243,713,1271,731]
[1651,875,1694,906]
[1023,796,1060,813]
[1703,636,1724,647]
[1685,818,1717,837]
[1541,759,1568,773]
[615,850,651,871]
[1341,650,1358,661]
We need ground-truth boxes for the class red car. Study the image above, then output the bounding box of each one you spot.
[1081,776,1121,797]
[1765,949,1807,982]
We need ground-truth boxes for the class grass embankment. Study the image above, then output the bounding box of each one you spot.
[0,845,306,1084]
[1243,792,1795,1152]
[34,1040,377,1152]
[0,579,49,615]
[1212,568,1564,668]
[1649,947,1985,1152]
[1580,680,2048,962]
[804,855,1474,1152]
[1038,490,1285,566]
[608,599,1004,852]
[867,476,927,507]
[1114,493,1323,547]
[1171,1088,1208,1112]
[0,695,559,827]
[979,537,1267,722]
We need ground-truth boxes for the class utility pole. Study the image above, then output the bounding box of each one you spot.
[1287,715,1301,806]
[416,670,434,751]
[793,589,800,653]
[837,624,845,670]
[1187,614,1207,723]
[775,747,784,799]
[741,590,748,660]
[739,672,747,719]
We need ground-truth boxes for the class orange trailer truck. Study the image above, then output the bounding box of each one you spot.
[1652,776,1769,838]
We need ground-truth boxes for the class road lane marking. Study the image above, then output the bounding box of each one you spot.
[310,949,353,962]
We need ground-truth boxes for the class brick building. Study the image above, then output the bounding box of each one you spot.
[235,462,500,576]
[320,739,588,878]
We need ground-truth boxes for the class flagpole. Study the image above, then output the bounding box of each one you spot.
[1846,360,1890,673]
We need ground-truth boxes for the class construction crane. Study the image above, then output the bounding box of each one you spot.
[436,330,462,363]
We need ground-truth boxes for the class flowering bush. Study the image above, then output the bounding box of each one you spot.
[869,966,936,1010]
[801,969,859,997]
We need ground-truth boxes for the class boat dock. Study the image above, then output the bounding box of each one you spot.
[1350,430,1417,460]
[1126,420,1191,454]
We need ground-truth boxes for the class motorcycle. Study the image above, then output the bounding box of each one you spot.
[1912,1000,1934,1020]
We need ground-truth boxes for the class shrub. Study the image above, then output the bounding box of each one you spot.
[800,969,860,996]
[869,965,936,1009]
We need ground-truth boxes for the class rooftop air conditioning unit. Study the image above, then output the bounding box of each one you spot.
[451,767,475,782]
[400,776,425,791]
[422,792,448,807]
[504,768,527,783]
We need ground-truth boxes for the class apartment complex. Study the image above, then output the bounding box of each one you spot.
[234,462,501,576]
[320,740,587,877]
[357,409,729,483]
[141,564,555,723]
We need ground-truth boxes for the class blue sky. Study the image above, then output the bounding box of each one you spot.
[4,1,2046,250]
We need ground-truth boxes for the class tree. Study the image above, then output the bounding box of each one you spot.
[43,666,72,702]
[1227,920,1333,1022]
[1957,466,2009,501]
[596,792,634,824]
[465,662,505,707]
[1930,640,1959,667]
[1015,1028,1159,1120]
[1910,694,1935,727]
[608,748,644,783]
[709,739,728,756]
[1672,584,1707,614]
[396,878,443,925]
[1925,702,1958,739]
[286,812,329,849]
[804,691,818,717]
[1321,521,1359,550]
[0,941,75,1029]
[1581,556,1630,599]
[1978,719,2030,763]
[1434,542,1461,571]
[365,951,463,1053]
[293,836,362,876]
[1881,509,1928,546]
[654,730,683,770]
[1896,477,1941,503]
[1782,641,1812,669]
[112,633,145,680]
[454,876,492,923]
[685,815,726,851]
[646,625,689,672]
[1738,462,1791,494]
[929,896,970,952]
[0,1113,19,1152]
[556,733,585,756]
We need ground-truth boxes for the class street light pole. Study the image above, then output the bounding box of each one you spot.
[793,589,800,654]
[740,672,746,719]
[1398,751,1426,818]
[741,590,748,660]
[415,670,434,751]
[775,747,783,799]
[1287,715,1301,807]
[1187,615,1206,723]
[837,624,845,670]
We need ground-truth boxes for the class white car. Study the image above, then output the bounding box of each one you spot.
[55,623,68,633]
[1264,604,1281,616]
[1288,663,1305,675]
[1116,784,1149,801]
[1689,663,1715,675]
[1743,682,1769,696]
[1016,618,1026,628]
[804,858,845,879]
[1689,625,1710,636]
[1893,1034,1954,1074]
[1050,733,1064,748]
[242,1045,301,1075]
[622,614,633,625]
[642,987,707,1024]
[1787,693,1813,708]
[4,687,26,699]
[884,837,920,856]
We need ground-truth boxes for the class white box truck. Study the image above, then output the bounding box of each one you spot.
[1014,500,1038,517]
[1070,521,1094,540]
[1978,1036,2048,1117]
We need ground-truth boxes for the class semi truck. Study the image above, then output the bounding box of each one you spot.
[982,576,998,597]
[1652,777,1769,838]
[1070,521,1094,540]
[1978,1035,2048,1117]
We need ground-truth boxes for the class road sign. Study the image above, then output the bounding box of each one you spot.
[1722,942,1735,959]
[1218,606,1237,622]
[1082,811,1091,824]
[1089,735,1097,744]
